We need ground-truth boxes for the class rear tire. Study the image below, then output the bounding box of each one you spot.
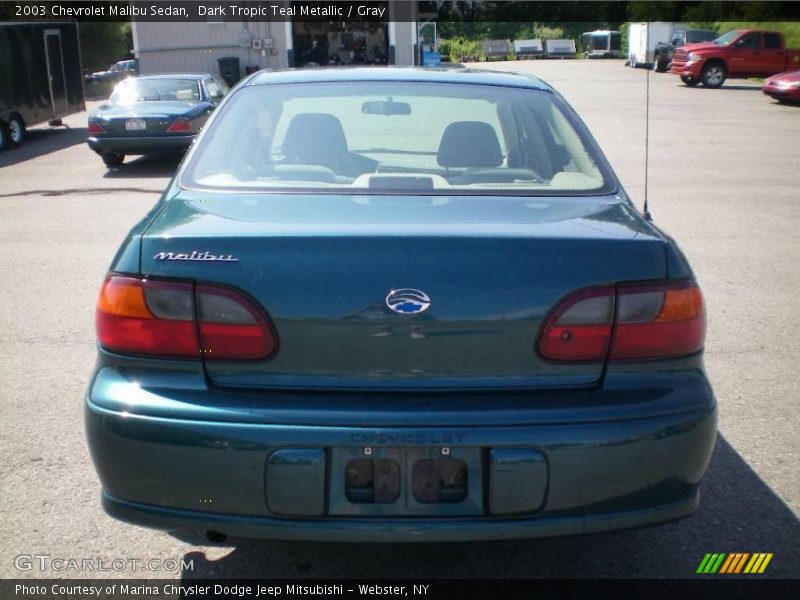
[101,152,125,167]
[681,75,700,87]
[701,62,727,88]
[0,120,7,151]
[7,114,25,148]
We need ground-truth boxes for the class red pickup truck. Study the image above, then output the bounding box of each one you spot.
[670,29,800,88]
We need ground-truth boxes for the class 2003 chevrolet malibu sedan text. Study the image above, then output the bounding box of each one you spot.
[85,67,716,542]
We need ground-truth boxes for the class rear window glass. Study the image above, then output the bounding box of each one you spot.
[110,78,200,104]
[182,81,613,195]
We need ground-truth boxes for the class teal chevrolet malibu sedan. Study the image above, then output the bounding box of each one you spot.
[87,73,228,168]
[85,67,716,542]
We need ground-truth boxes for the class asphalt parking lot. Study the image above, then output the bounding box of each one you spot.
[0,59,798,579]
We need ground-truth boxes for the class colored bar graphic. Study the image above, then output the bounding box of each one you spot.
[758,554,773,573]
[744,553,774,574]
[696,553,714,574]
[733,553,749,573]
[744,554,760,574]
[719,554,735,573]
[710,553,726,573]
[699,552,773,574]
[697,553,727,573]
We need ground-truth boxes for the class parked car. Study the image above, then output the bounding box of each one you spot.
[0,21,85,151]
[84,59,138,85]
[762,69,800,103]
[87,74,228,167]
[670,29,800,88]
[85,67,716,542]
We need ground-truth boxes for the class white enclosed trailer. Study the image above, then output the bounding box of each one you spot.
[483,39,511,61]
[513,39,543,59]
[544,39,577,58]
[581,30,622,58]
[628,22,679,68]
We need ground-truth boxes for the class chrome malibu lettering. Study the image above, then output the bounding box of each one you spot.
[153,251,238,262]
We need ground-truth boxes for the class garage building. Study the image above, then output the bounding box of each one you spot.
[132,2,424,83]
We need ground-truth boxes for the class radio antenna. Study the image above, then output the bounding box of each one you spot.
[642,17,653,221]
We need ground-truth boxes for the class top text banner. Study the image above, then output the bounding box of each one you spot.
[7,1,406,22]
[9,1,799,24]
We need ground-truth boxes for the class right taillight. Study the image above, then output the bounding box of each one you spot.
[167,118,192,133]
[538,280,706,362]
[96,275,276,360]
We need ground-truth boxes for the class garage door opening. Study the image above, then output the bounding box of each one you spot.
[291,5,389,67]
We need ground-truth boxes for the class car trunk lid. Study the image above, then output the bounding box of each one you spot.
[96,102,196,136]
[140,192,667,390]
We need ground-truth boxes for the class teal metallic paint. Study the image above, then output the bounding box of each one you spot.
[266,449,326,516]
[137,193,669,390]
[243,66,554,91]
[88,355,713,427]
[489,449,548,515]
[99,490,703,542]
[87,68,717,540]
[85,390,715,540]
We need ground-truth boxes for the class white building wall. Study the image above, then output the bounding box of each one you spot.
[134,21,290,78]
[133,15,418,76]
[391,21,417,66]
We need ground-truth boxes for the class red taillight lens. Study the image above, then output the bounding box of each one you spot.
[96,275,276,360]
[610,282,705,360]
[96,276,198,357]
[167,118,192,133]
[538,280,706,362]
[197,285,276,360]
[88,121,105,134]
[537,288,614,361]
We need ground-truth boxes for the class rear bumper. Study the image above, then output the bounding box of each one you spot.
[101,487,701,543]
[87,135,194,155]
[85,365,717,542]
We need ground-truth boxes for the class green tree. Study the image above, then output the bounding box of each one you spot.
[78,22,133,71]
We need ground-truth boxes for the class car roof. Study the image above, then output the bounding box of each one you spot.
[244,67,553,92]
[131,73,213,80]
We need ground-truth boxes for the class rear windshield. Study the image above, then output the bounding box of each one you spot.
[110,78,200,104]
[182,81,614,195]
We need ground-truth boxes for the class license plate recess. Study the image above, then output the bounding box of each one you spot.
[329,446,483,517]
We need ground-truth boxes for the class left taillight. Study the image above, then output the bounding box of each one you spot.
[88,120,105,134]
[167,118,192,133]
[95,275,276,360]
